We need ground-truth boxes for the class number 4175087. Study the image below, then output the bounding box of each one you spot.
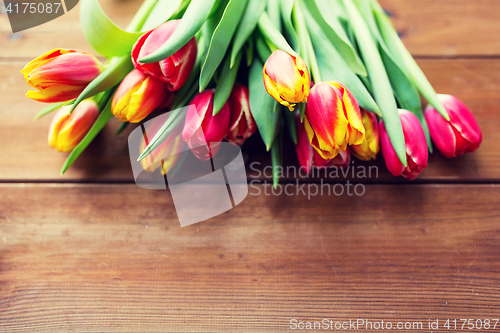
[5,2,62,14]
[444,319,499,330]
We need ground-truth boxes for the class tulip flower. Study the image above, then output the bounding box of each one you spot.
[425,94,482,158]
[111,69,171,123]
[140,116,185,175]
[303,82,365,160]
[263,50,310,111]
[351,110,380,161]
[132,20,197,91]
[295,113,351,174]
[182,90,230,161]
[226,84,256,146]
[21,49,104,103]
[48,100,99,152]
[380,109,428,180]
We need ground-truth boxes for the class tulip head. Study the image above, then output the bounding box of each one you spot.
[304,82,365,160]
[21,49,104,103]
[132,20,197,91]
[351,110,380,161]
[425,94,482,158]
[111,69,171,123]
[263,50,310,111]
[380,109,428,180]
[140,116,185,175]
[48,100,99,152]
[182,90,230,161]
[226,84,256,146]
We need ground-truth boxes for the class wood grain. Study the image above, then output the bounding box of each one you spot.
[1,59,498,182]
[0,184,499,332]
[1,0,500,58]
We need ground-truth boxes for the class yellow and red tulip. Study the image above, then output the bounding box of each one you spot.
[425,94,482,158]
[263,50,310,111]
[132,20,197,92]
[48,99,99,152]
[111,69,171,123]
[226,84,256,146]
[303,82,365,160]
[21,49,104,103]
[182,90,230,161]
[140,116,185,175]
[295,113,351,174]
[351,109,380,161]
[380,109,428,180]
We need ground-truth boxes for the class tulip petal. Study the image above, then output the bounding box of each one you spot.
[26,84,86,103]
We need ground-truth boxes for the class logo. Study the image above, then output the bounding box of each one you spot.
[128,107,249,227]
[3,0,79,33]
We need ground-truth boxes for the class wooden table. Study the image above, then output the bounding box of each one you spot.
[1,0,500,331]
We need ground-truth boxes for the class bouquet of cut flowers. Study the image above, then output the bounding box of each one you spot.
[22,0,482,185]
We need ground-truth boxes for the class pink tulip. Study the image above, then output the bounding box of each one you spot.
[226,84,257,146]
[182,90,230,161]
[132,20,197,91]
[380,109,428,180]
[425,94,482,158]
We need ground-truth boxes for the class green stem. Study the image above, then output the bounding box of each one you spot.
[126,0,159,32]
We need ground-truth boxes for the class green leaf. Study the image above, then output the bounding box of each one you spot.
[33,101,67,121]
[199,0,249,91]
[304,7,381,116]
[70,55,133,113]
[270,121,284,189]
[371,0,449,121]
[140,0,183,31]
[60,93,115,174]
[255,35,272,62]
[299,102,306,122]
[80,0,144,57]
[137,110,186,162]
[257,12,296,55]
[213,52,242,115]
[305,0,367,77]
[266,0,281,32]
[280,0,299,52]
[284,107,298,144]
[249,59,281,151]
[230,0,266,67]
[245,39,255,66]
[139,0,217,64]
[343,0,406,166]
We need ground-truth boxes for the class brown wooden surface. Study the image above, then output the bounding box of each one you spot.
[1,0,500,331]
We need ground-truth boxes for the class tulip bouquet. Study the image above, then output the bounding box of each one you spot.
[22,0,482,184]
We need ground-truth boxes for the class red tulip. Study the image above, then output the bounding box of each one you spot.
[226,84,256,146]
[22,49,104,103]
[425,94,482,158]
[380,109,428,180]
[132,20,197,91]
[182,90,230,161]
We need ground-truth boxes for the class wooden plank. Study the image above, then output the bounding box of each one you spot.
[1,0,499,59]
[0,184,499,331]
[1,58,498,182]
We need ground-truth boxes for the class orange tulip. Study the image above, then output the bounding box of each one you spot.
[48,100,99,152]
[263,50,310,111]
[22,49,104,103]
[351,110,380,161]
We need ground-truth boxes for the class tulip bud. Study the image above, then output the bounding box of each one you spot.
[425,94,482,158]
[380,109,428,180]
[48,100,99,152]
[182,90,230,161]
[226,84,256,146]
[304,82,365,160]
[351,110,380,161]
[111,69,171,123]
[132,20,197,91]
[140,116,185,175]
[263,50,310,111]
[21,49,104,103]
